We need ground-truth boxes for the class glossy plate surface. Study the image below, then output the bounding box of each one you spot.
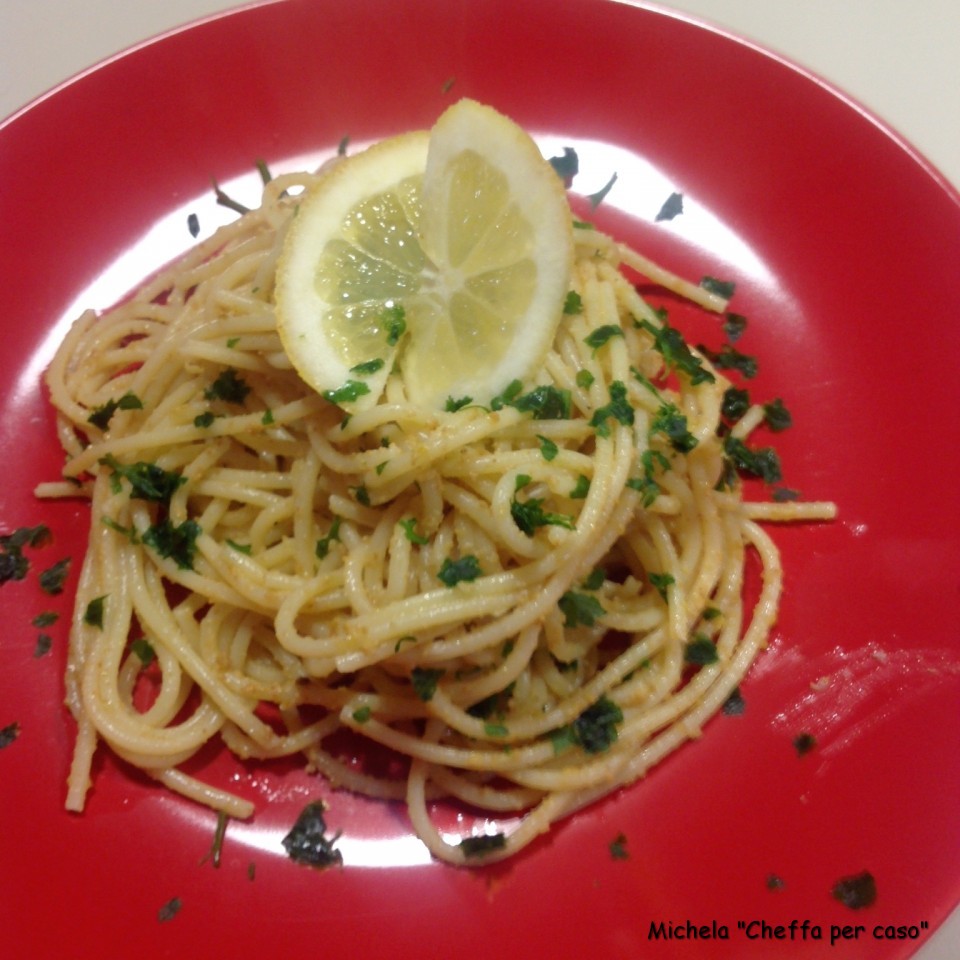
[1,1,958,957]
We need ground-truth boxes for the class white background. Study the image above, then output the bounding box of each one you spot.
[0,1,957,956]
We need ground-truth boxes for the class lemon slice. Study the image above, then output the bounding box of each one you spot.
[275,99,574,409]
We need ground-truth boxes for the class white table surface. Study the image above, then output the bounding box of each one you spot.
[1,1,957,956]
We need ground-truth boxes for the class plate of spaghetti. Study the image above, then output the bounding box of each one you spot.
[0,2,958,958]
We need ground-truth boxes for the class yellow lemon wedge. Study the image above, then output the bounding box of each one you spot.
[275,99,574,410]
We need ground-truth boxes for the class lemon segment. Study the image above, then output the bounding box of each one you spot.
[275,99,574,410]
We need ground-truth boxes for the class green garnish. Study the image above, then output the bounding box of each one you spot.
[655,191,684,222]
[281,801,343,869]
[831,871,877,910]
[570,696,624,753]
[584,324,624,353]
[352,705,372,724]
[322,380,370,405]
[204,368,251,404]
[131,637,156,666]
[510,478,575,537]
[589,380,634,437]
[142,519,201,570]
[383,304,407,346]
[762,398,792,432]
[698,342,758,379]
[575,369,595,389]
[721,387,751,422]
[609,832,630,859]
[722,435,783,484]
[637,318,715,385]
[349,358,385,376]
[558,590,605,628]
[793,732,817,756]
[99,455,185,504]
[87,391,143,430]
[459,833,507,858]
[83,595,107,628]
[437,555,482,587]
[0,722,21,749]
[700,276,736,299]
[537,435,559,461]
[650,402,697,453]
[648,572,674,602]
[509,384,571,420]
[194,411,216,428]
[586,172,618,208]
[444,395,473,412]
[549,147,579,181]
[315,517,342,559]
[684,635,719,666]
[563,290,583,314]
[38,558,70,595]
[410,667,444,702]
[398,518,429,545]
[157,897,183,924]
[723,312,748,342]
[569,474,590,499]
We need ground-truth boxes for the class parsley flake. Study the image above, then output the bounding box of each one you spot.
[437,555,482,587]
[655,191,684,222]
[281,802,343,870]
[204,368,251,404]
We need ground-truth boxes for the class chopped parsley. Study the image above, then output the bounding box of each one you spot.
[575,368,595,389]
[511,476,575,537]
[349,358,385,376]
[508,384,571,421]
[142,519,201,570]
[315,517,342,559]
[648,572,674,602]
[721,387,751,422]
[352,705,372,724]
[831,871,877,910]
[459,833,507,859]
[563,290,583,314]
[398,518,429,545]
[444,395,473,412]
[722,687,746,716]
[793,732,817,756]
[187,213,200,238]
[549,147,579,182]
[34,610,60,629]
[194,411,216,428]
[650,402,697,453]
[202,812,229,869]
[723,312,748,342]
[684,635,719,666]
[609,832,630,860]
[558,590,605,628]
[204,368,251,404]
[226,540,252,555]
[437,555,482,587]
[569,474,590,499]
[0,721,21,749]
[700,276,736,299]
[698,342,758,379]
[565,696,624,754]
[536,434,559,461]
[637,318,715,385]
[87,391,143,430]
[589,380,634,437]
[83,595,107,628]
[722,435,783,484]
[131,638,156,665]
[323,380,370,405]
[281,801,343,869]
[655,191,684,222]
[584,324,624,353]
[34,634,53,658]
[38,558,70,595]
[410,667,444,702]
[383,304,407,346]
[587,172,618,209]
[157,896,182,923]
[0,525,52,584]
[99,455,185,504]
[762,398,792,432]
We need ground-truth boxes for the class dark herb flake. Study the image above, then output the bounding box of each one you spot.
[609,832,630,860]
[549,147,579,182]
[558,590,605,628]
[459,833,507,858]
[722,687,746,716]
[39,558,71,595]
[655,191,684,222]
[700,276,736,300]
[281,801,343,869]
[204,368,251,404]
[684,635,719,666]
[793,732,817,756]
[763,398,792,432]
[142,519,201,571]
[584,324,624,353]
[83,595,107,628]
[100,455,185,504]
[157,897,182,923]
[563,290,583,314]
[0,721,21,749]
[723,312,748,342]
[589,380,634,437]
[411,667,444,702]
[87,391,143,430]
[587,172,618,209]
[437,555,482,587]
[831,871,877,910]
[638,318,715,385]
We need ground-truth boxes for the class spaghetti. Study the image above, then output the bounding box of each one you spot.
[40,163,835,865]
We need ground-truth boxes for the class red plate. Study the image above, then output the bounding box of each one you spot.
[1,2,958,957]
